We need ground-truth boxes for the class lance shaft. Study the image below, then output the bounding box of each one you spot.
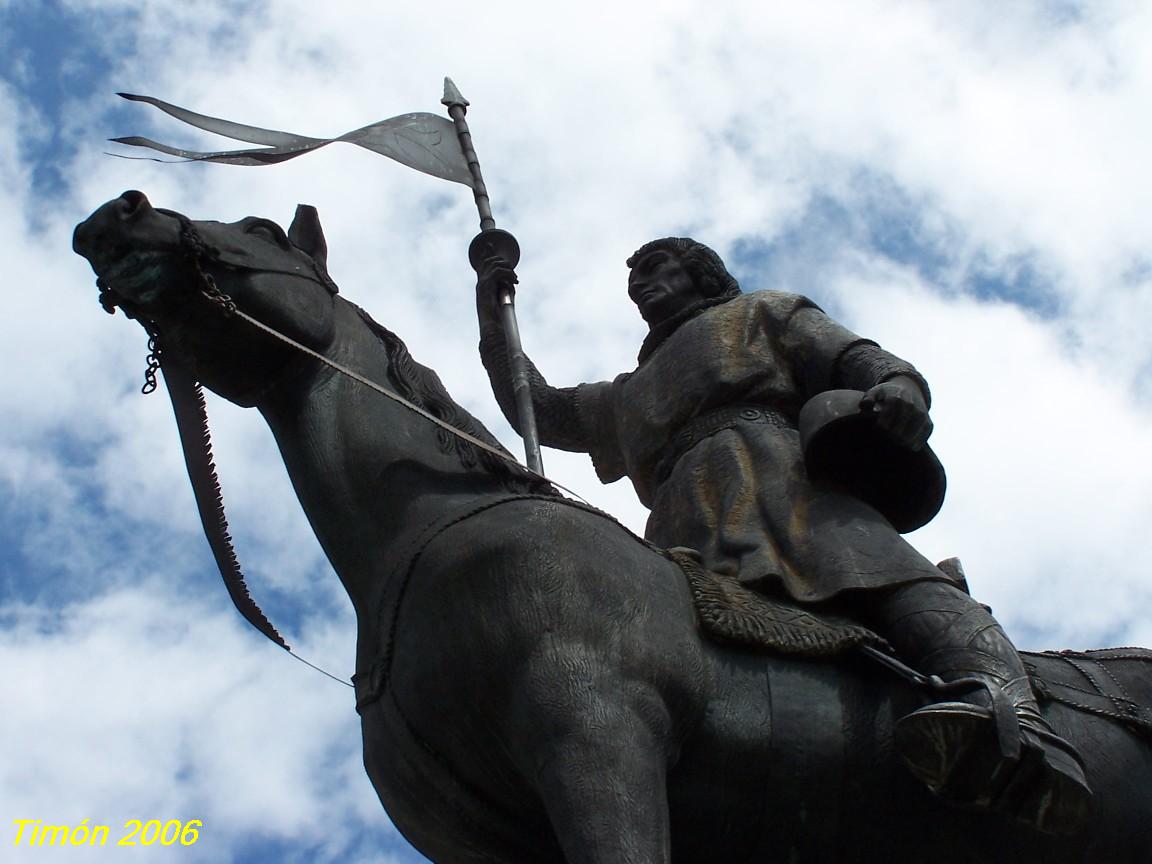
[442,78,543,475]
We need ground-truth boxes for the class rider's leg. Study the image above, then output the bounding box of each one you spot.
[857,578,1091,834]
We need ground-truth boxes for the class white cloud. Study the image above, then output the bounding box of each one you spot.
[0,590,396,862]
[829,252,1152,647]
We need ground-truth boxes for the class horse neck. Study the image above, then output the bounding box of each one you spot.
[256,298,506,617]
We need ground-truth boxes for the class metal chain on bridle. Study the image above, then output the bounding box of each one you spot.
[141,334,161,395]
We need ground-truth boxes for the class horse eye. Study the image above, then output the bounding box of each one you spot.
[246,222,287,245]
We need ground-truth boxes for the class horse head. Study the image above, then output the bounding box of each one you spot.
[74,190,338,405]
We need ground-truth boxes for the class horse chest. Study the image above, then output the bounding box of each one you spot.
[360,689,568,864]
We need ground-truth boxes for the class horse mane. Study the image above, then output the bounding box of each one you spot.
[352,304,555,495]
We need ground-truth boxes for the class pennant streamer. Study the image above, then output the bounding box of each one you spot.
[112,93,474,187]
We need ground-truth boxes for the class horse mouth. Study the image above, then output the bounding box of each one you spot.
[93,248,179,304]
[74,193,187,305]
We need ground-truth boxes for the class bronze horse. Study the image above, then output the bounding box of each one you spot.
[74,192,1152,863]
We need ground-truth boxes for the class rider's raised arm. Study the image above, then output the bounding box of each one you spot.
[475,258,600,455]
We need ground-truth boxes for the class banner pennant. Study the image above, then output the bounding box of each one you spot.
[111,93,475,188]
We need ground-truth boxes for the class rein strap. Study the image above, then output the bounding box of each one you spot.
[227,301,583,500]
[161,357,289,650]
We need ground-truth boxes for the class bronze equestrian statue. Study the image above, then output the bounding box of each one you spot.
[74,191,1152,863]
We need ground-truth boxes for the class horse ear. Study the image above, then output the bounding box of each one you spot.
[288,204,328,271]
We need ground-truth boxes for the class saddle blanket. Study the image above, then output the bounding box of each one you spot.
[670,548,889,656]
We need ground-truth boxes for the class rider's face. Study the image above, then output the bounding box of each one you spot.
[627,252,706,325]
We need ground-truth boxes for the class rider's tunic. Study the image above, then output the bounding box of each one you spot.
[572,291,946,602]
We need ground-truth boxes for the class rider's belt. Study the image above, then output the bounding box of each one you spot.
[656,404,793,483]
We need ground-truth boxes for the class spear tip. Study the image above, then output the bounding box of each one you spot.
[441,77,470,110]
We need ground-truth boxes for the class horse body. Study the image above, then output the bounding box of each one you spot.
[74,192,1152,863]
[370,507,1152,863]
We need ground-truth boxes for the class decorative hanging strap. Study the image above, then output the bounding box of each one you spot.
[161,356,289,650]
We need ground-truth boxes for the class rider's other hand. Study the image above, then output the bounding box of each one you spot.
[859,378,933,452]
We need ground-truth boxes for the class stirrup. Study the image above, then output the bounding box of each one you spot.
[895,702,1092,835]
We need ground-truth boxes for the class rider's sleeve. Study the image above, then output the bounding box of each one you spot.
[574,379,628,485]
[833,341,931,407]
[777,299,931,406]
[477,322,598,454]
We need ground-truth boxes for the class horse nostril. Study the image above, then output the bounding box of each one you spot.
[119,190,150,219]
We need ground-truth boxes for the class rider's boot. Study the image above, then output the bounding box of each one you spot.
[864,580,1092,835]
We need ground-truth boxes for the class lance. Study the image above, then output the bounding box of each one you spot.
[441,78,543,475]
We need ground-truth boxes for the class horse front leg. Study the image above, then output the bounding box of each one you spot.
[512,665,674,864]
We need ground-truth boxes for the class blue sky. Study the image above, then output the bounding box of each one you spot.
[3,1,1152,862]
[2,1,137,197]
